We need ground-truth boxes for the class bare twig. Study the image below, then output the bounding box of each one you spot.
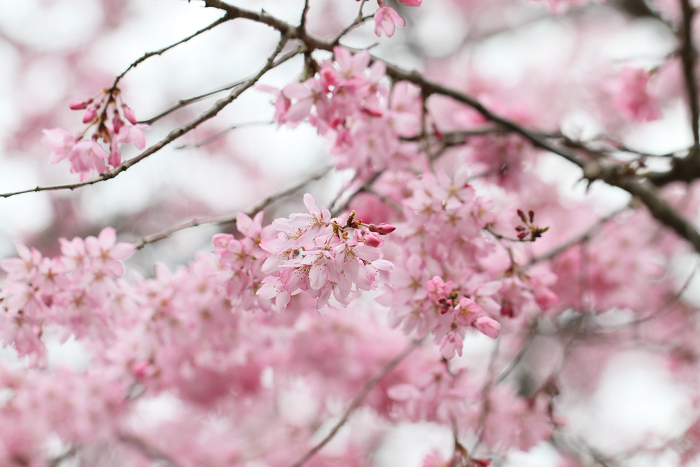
[132,165,332,249]
[287,338,423,467]
[496,321,538,384]
[174,121,273,149]
[110,14,232,91]
[0,34,296,200]
[300,0,311,30]
[333,0,370,44]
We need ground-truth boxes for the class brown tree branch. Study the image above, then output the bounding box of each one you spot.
[0,34,296,200]
[680,0,699,147]
[110,14,232,91]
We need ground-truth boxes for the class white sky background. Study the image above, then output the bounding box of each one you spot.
[1,0,700,466]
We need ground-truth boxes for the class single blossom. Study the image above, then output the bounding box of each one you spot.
[374,6,405,38]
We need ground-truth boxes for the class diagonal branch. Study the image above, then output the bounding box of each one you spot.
[287,339,423,467]
[132,165,332,249]
[0,34,296,200]
[680,0,699,147]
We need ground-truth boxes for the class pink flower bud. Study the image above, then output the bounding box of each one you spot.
[82,108,97,124]
[113,116,123,134]
[123,105,138,125]
[474,316,501,339]
[398,0,422,5]
[377,224,396,235]
[364,233,383,248]
[69,100,88,110]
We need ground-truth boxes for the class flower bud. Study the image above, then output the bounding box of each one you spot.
[376,224,396,235]
[82,108,97,124]
[364,233,383,248]
[123,105,138,125]
[69,100,88,110]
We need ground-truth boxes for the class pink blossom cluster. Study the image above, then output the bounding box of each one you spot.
[265,47,423,173]
[257,194,394,312]
[375,169,559,358]
[42,88,148,180]
[0,228,135,365]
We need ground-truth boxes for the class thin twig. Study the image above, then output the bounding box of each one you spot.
[287,338,423,467]
[0,34,296,200]
[111,14,231,91]
[300,0,311,30]
[495,321,538,384]
[132,165,332,249]
[333,0,370,45]
[174,121,273,149]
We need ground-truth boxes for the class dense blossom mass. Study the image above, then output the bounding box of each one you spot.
[2,0,700,466]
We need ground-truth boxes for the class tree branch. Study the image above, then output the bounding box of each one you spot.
[110,14,232,91]
[680,0,699,147]
[118,433,184,467]
[525,205,628,267]
[287,339,423,467]
[132,165,332,249]
[0,34,296,200]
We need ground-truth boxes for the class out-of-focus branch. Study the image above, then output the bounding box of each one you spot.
[119,433,184,467]
[680,0,699,147]
[287,339,423,467]
[525,205,629,267]
[0,34,295,200]
[132,165,332,249]
[174,121,273,149]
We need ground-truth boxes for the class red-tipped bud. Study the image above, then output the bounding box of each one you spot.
[82,108,97,124]
[528,210,535,223]
[123,105,138,125]
[517,232,528,240]
[517,209,527,223]
[364,233,383,248]
[113,115,123,134]
[515,225,526,231]
[472,458,491,467]
[439,307,447,314]
[438,297,446,304]
[69,100,88,110]
[376,223,396,235]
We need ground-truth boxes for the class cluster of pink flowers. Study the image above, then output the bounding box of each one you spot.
[257,193,395,312]
[264,47,423,173]
[0,228,135,365]
[42,88,148,180]
[374,168,559,358]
